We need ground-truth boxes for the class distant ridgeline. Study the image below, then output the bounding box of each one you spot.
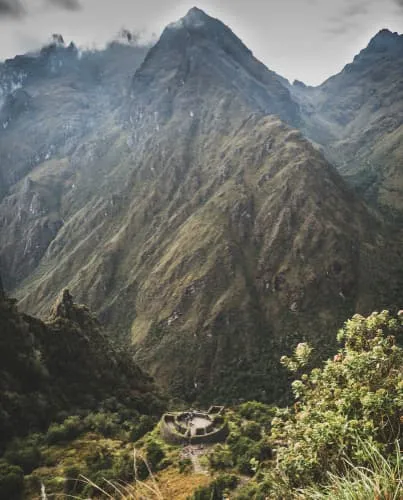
[0,285,166,452]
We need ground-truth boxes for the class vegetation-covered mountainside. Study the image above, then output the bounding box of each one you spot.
[0,282,165,452]
[1,8,403,403]
[0,36,149,289]
[293,29,403,218]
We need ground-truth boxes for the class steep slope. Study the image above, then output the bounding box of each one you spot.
[0,37,149,289]
[10,9,403,404]
[293,29,403,217]
[0,282,165,452]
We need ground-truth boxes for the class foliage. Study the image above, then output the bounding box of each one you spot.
[4,436,43,474]
[46,415,84,444]
[237,401,277,428]
[0,460,24,500]
[271,310,403,486]
[178,457,193,474]
[280,342,314,373]
[191,474,239,500]
[0,291,166,454]
[208,406,273,476]
[145,440,165,471]
[296,439,402,500]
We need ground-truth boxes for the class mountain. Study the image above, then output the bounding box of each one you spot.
[293,29,403,218]
[1,9,403,403]
[0,283,165,452]
[0,37,149,289]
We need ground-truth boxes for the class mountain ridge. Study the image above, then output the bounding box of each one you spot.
[0,8,402,402]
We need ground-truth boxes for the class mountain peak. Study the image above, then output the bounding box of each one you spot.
[166,5,216,31]
[184,6,210,22]
[366,28,403,52]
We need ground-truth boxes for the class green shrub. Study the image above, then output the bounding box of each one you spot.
[84,412,120,437]
[111,450,135,483]
[46,415,83,444]
[4,439,42,474]
[0,460,24,500]
[85,445,113,473]
[238,401,276,426]
[296,439,402,499]
[145,440,165,470]
[178,457,192,474]
[192,474,238,500]
[208,444,233,471]
[129,415,156,442]
[241,421,262,441]
[63,465,82,495]
[272,310,403,487]
[234,482,266,500]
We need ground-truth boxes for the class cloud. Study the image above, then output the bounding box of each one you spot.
[0,0,25,18]
[0,0,81,20]
[324,0,375,36]
[46,0,81,11]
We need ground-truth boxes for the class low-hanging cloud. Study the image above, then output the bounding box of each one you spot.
[0,0,25,18]
[0,0,81,19]
[47,0,81,11]
[324,0,376,36]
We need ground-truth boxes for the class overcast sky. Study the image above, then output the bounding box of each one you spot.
[0,0,403,85]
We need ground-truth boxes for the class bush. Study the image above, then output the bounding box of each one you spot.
[111,450,135,483]
[85,445,113,473]
[192,474,238,500]
[63,465,82,495]
[84,412,120,438]
[145,440,165,470]
[0,460,24,500]
[178,457,192,474]
[296,439,403,499]
[208,444,234,471]
[241,421,262,441]
[238,401,276,426]
[129,415,157,442]
[272,311,403,487]
[4,439,42,474]
[46,415,83,444]
[234,482,266,500]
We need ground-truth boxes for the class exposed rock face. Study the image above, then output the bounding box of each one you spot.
[0,10,403,404]
[128,7,300,130]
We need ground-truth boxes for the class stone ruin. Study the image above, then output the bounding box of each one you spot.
[160,406,228,445]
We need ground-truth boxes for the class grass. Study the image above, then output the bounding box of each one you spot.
[65,446,210,500]
[296,440,402,500]
[64,448,164,500]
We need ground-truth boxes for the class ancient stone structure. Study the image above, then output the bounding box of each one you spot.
[160,406,228,445]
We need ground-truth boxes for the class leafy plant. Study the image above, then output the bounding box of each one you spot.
[271,310,403,486]
[296,439,402,499]
[0,460,24,500]
[191,474,239,500]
